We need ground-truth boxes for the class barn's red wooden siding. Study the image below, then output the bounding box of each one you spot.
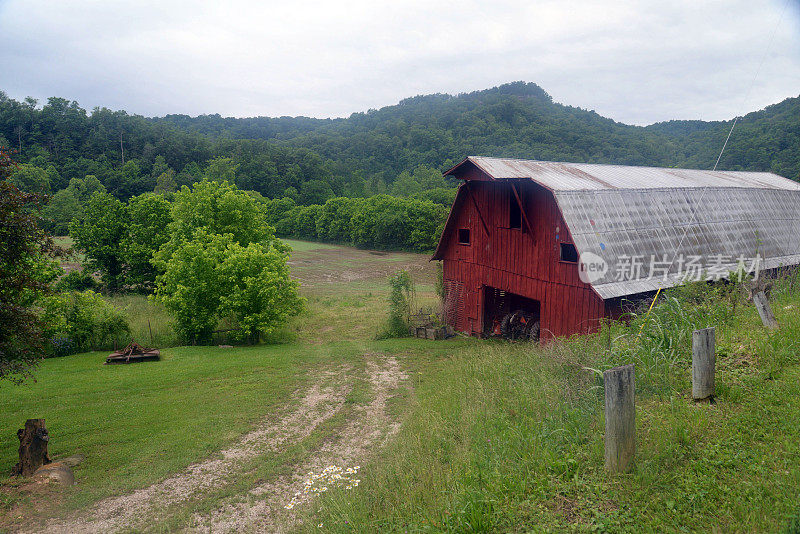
[435,170,606,339]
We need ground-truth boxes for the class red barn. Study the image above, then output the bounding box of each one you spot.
[432,156,800,340]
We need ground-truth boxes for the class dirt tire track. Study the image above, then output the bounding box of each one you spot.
[190,354,408,533]
[27,369,350,534]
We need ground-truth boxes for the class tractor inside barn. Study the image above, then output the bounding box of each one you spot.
[483,287,540,341]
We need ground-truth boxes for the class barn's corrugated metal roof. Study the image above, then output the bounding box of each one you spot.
[556,188,800,299]
[444,157,800,299]
[457,156,800,191]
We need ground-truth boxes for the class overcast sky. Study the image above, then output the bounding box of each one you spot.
[1,0,798,125]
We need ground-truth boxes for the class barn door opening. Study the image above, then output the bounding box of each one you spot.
[482,286,541,341]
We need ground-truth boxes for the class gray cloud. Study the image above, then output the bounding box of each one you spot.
[0,0,798,124]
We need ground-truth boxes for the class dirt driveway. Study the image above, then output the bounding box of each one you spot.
[24,354,408,533]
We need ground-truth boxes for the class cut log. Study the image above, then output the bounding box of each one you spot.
[14,419,51,477]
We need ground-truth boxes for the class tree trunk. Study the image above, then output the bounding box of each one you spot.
[14,419,51,476]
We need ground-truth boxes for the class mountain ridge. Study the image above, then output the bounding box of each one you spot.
[1,81,798,204]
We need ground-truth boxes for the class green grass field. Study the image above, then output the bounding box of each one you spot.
[2,240,800,532]
[301,298,800,532]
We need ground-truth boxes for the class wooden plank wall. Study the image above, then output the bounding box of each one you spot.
[440,179,606,338]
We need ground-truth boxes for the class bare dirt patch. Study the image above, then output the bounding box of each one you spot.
[190,354,408,533]
[287,247,432,288]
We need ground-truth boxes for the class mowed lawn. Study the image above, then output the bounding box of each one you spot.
[0,239,441,519]
[0,344,317,509]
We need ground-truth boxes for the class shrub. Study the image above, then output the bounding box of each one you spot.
[55,269,99,292]
[39,290,131,355]
[381,269,415,338]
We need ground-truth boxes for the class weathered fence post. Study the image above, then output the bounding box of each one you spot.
[604,364,635,473]
[692,327,716,401]
[753,291,778,329]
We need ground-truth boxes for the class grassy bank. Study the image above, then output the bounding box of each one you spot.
[302,279,800,533]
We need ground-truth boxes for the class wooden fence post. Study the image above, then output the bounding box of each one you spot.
[753,291,778,329]
[692,327,715,401]
[604,364,635,473]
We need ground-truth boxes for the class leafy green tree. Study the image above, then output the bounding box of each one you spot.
[389,165,450,197]
[205,156,238,182]
[0,150,61,382]
[42,188,81,235]
[66,174,106,202]
[9,163,50,193]
[291,205,322,240]
[217,240,303,342]
[69,191,128,290]
[176,161,203,188]
[54,269,99,292]
[122,159,150,197]
[316,197,363,242]
[154,231,301,343]
[162,179,273,253]
[261,196,296,226]
[122,193,172,290]
[299,179,334,205]
[349,195,447,251]
[282,186,299,202]
[411,187,458,206]
[154,169,177,194]
[153,180,297,342]
[45,165,64,190]
[154,231,228,342]
[150,155,170,179]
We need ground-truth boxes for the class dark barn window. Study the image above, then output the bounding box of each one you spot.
[458,228,471,245]
[509,194,522,229]
[560,243,578,263]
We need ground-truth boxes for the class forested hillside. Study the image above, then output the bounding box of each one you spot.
[1,81,798,246]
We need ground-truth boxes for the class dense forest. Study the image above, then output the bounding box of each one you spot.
[1,81,799,247]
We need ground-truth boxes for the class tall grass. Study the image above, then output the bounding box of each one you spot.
[104,294,179,348]
[599,279,751,396]
[302,274,800,532]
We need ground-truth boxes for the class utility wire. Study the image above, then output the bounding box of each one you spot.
[636,0,791,335]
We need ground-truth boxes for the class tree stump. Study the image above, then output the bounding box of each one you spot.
[14,419,51,476]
